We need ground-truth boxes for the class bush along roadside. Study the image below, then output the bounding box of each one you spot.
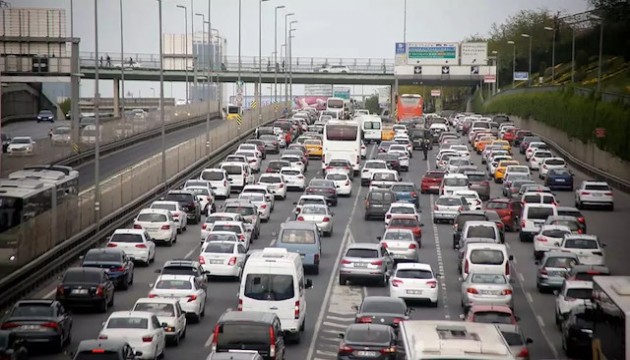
[482,88,630,162]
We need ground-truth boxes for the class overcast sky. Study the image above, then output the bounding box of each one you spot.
[15,0,590,100]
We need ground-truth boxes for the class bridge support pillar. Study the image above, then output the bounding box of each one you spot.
[112,78,120,117]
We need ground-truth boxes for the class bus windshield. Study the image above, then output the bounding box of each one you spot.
[327,99,344,109]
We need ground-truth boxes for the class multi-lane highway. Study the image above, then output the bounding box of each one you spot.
[23,121,629,360]
[2,119,56,140]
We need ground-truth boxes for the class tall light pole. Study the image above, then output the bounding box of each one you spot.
[274,6,286,105]
[195,13,205,101]
[206,0,212,153]
[158,0,167,192]
[191,0,196,98]
[544,26,556,82]
[521,33,532,86]
[176,4,189,103]
[289,26,296,109]
[283,13,294,111]
[118,0,126,118]
[258,0,271,125]
[93,0,101,229]
[237,0,242,94]
[507,40,516,87]
[402,0,407,44]
[491,50,499,95]
[571,26,576,83]
[597,20,604,93]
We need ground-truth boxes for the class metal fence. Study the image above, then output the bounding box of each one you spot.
[1,101,220,177]
[0,103,279,276]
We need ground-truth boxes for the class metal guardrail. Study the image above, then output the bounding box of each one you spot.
[0,106,282,311]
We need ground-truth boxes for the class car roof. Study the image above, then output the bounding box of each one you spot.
[395,262,433,272]
[362,296,405,305]
[544,251,579,259]
[164,259,199,267]
[112,228,145,235]
[15,299,55,306]
[564,280,594,289]
[157,274,195,281]
[85,248,124,255]
[281,221,319,230]
[347,242,380,250]
[134,297,180,305]
[139,208,171,215]
[218,310,277,324]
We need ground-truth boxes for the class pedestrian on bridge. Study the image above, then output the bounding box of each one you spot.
[106,55,112,67]
[99,56,103,68]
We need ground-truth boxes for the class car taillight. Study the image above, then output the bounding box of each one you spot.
[408,243,417,249]
[199,256,206,265]
[239,234,245,242]
[142,335,153,343]
[202,223,207,230]
[56,285,64,295]
[279,183,284,188]
[520,219,526,228]
[98,335,108,339]
[502,289,513,295]
[426,280,437,288]
[187,294,197,302]
[581,191,590,195]
[517,347,529,358]
[381,242,388,249]
[464,260,469,274]
[133,224,142,229]
[577,217,585,224]
[223,180,228,187]
[96,285,104,297]
[339,343,354,354]
[227,257,237,266]
[345,180,351,186]
[604,192,613,196]
[593,251,604,256]
[161,225,170,230]
[112,266,126,272]
[536,236,547,242]
[173,213,179,218]
[458,206,465,212]
[148,293,157,298]
[391,279,403,287]
[106,243,117,247]
[371,260,383,266]
[434,205,438,211]
[323,217,330,222]
[466,288,478,294]
[381,346,397,354]
[237,298,243,311]
[297,175,304,179]
[1,322,19,330]
[135,244,147,248]
[297,216,304,221]
[358,316,373,323]
[260,204,267,209]
[294,300,300,319]
[41,322,59,330]
[269,326,277,357]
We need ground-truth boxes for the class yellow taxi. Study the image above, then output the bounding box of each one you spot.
[491,139,512,153]
[494,160,520,183]
[381,126,396,141]
[474,136,496,154]
[304,138,323,158]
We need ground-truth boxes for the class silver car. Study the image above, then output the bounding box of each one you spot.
[296,204,334,236]
[377,229,419,262]
[339,243,394,287]
[433,195,468,223]
[460,272,514,310]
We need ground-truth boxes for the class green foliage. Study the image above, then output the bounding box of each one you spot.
[483,91,630,161]
[59,98,71,115]
[470,89,484,113]
[364,95,380,115]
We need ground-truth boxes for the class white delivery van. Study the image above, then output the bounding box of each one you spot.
[462,243,513,281]
[238,248,313,341]
[361,115,383,144]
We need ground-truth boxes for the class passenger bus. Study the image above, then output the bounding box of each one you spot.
[326,97,345,120]
[322,120,361,175]
[592,276,630,360]
[396,93,424,121]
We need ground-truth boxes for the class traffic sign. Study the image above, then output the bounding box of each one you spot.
[236,114,242,126]
[236,94,243,105]
[413,66,422,74]
[483,75,496,83]
[595,127,606,138]
[431,89,441,97]
[72,143,80,154]
[441,66,450,75]
[251,100,258,109]
[470,66,480,74]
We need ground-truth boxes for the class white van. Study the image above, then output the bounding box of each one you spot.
[220,162,253,192]
[519,203,558,242]
[238,248,313,341]
[440,173,469,196]
[361,116,382,144]
[461,221,502,244]
[462,243,513,281]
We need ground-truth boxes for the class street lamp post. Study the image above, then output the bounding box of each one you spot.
[158,0,167,192]
[195,13,205,96]
[491,50,499,94]
[176,4,189,103]
[191,0,196,96]
[206,0,212,153]
[571,26,576,83]
[289,26,296,107]
[597,21,604,93]
[258,0,271,126]
[521,33,532,86]
[402,0,407,44]
[93,0,101,229]
[274,6,286,106]
[238,0,242,98]
[544,26,556,82]
[283,13,294,111]
[507,40,515,87]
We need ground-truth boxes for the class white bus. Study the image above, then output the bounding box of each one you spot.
[322,120,361,175]
[361,115,382,144]
[592,276,630,360]
[326,97,345,119]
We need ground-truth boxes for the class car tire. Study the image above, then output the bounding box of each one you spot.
[339,275,347,286]
[99,299,108,313]
[120,277,129,290]
[430,300,438,308]
[177,228,182,234]
[52,335,64,353]
[378,273,387,287]
[129,272,134,285]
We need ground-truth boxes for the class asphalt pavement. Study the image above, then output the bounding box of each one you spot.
[24,130,630,360]
[3,119,60,140]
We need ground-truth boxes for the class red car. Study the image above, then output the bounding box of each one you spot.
[420,171,445,194]
[484,198,522,232]
[464,305,519,324]
[386,214,424,245]
[502,128,516,143]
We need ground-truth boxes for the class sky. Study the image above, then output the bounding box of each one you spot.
[13,0,590,101]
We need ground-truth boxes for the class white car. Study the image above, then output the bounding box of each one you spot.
[201,213,245,242]
[433,195,467,223]
[150,200,187,233]
[319,64,350,73]
[360,160,388,186]
[149,275,207,322]
[235,151,261,173]
[575,180,614,210]
[279,167,305,190]
[452,190,482,210]
[533,225,572,260]
[184,185,215,216]
[207,222,251,249]
[293,195,328,218]
[325,171,352,196]
[529,150,553,170]
[258,173,287,199]
[199,168,231,198]
[525,142,548,160]
[241,184,275,211]
[107,229,156,265]
[539,157,567,179]
[389,263,438,306]
[133,208,178,246]
[281,154,306,173]
[199,240,247,279]
[98,311,166,360]
[388,150,410,172]
[392,125,408,136]
[239,192,271,222]
[450,145,471,160]
[7,136,35,156]
[384,202,419,226]
[555,280,593,326]
[558,234,606,265]
[132,298,187,346]
[237,144,262,159]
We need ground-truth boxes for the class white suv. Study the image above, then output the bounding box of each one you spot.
[360,160,388,187]
[575,180,614,210]
[199,168,231,198]
[519,203,558,242]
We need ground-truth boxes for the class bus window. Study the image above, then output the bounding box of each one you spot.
[325,125,358,141]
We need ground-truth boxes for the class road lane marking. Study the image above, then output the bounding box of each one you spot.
[204,333,214,347]
[537,315,545,327]
[269,239,276,246]
[518,272,525,282]
[526,292,534,303]
[184,247,196,259]
[305,144,374,360]
[44,289,56,299]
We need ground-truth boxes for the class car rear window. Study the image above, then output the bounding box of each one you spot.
[346,249,379,258]
[152,203,177,211]
[369,192,394,202]
[541,229,571,238]
[222,165,243,174]
[584,184,610,191]
[217,323,270,345]
[260,176,282,183]
[544,257,578,268]
[564,239,598,249]
[470,250,504,265]
[134,302,175,317]
[467,174,486,182]
[203,243,235,253]
[280,229,316,244]
[201,171,224,181]
[473,311,513,324]
[212,225,242,234]
[110,233,144,243]
[470,273,507,284]
[84,251,121,263]
[155,279,192,289]
[424,172,445,179]
[107,317,149,329]
[11,304,54,317]
[383,231,413,241]
[391,184,415,192]
[566,288,593,300]
[362,301,405,314]
[467,225,496,239]
[395,269,433,279]
[244,274,294,301]
[63,270,102,283]
[501,331,524,346]
[545,159,565,166]
[389,218,417,227]
[527,207,555,220]
[549,220,579,231]
[225,206,255,216]
[164,193,193,203]
[574,272,607,281]
[436,197,463,206]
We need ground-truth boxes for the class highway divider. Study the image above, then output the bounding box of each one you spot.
[0,103,286,310]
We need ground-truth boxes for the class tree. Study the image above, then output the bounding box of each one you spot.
[59,98,71,115]
[364,95,380,115]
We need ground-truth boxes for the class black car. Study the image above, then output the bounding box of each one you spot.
[0,300,72,353]
[374,153,400,172]
[0,330,28,360]
[212,311,285,360]
[1,134,11,153]
[155,260,208,289]
[163,190,202,224]
[265,160,290,174]
[354,296,409,328]
[73,339,140,360]
[55,267,115,313]
[258,135,280,154]
[364,189,396,220]
[305,179,338,206]
[337,324,397,360]
[81,248,134,290]
[561,304,594,358]
[410,128,433,150]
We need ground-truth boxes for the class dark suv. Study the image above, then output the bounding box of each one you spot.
[164,190,202,224]
[81,248,134,290]
[56,267,115,313]
[364,189,396,220]
[211,311,285,360]
[156,260,208,288]
[73,339,140,360]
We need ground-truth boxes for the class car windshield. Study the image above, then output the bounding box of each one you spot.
[63,271,102,283]
[280,229,316,244]
[470,273,507,284]
[501,331,524,346]
[470,250,504,265]
[346,248,379,258]
[155,279,192,290]
[545,257,578,268]
[110,233,144,243]
[467,226,496,239]
[137,213,167,222]
[474,311,513,324]
[362,301,405,314]
[395,269,433,279]
[107,317,149,329]
[564,239,599,249]
[11,304,54,317]
[203,242,235,253]
[566,288,593,300]
[134,302,175,317]
[244,274,294,301]
[259,176,282,183]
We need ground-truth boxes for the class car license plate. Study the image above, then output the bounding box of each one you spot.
[406,290,422,295]
[479,290,497,295]
[20,325,40,330]
[372,204,382,207]
[353,263,367,268]
[71,289,88,295]
[555,179,565,182]
[593,193,602,197]
[355,351,378,357]
[210,259,223,264]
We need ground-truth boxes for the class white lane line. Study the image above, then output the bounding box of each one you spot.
[204,333,214,348]
[184,247,196,260]
[518,272,525,282]
[285,216,291,222]
[537,315,545,327]
[325,315,355,322]
[269,239,276,246]
[321,321,349,328]
[305,144,373,360]
[44,289,56,299]
[526,292,534,303]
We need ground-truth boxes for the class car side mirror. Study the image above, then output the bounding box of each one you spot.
[292,202,298,205]
[515,316,520,322]
[508,255,514,261]
[161,322,168,327]
[553,290,559,296]
[134,351,144,358]
[419,223,425,227]
[305,279,313,289]
[331,212,335,216]
[459,314,465,320]
[338,332,345,339]
[526,337,533,344]
[534,261,539,265]
[376,236,382,241]
[149,283,154,288]
[602,243,607,248]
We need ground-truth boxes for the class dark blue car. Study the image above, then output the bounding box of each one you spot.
[545,168,574,190]
[390,182,420,209]
[81,248,134,290]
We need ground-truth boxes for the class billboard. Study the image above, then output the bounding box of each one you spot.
[294,96,329,110]
[405,42,459,65]
[514,72,529,81]
[460,42,488,65]
[333,86,351,100]
[304,84,333,96]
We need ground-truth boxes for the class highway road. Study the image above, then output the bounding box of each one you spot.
[2,118,62,140]
[23,127,629,360]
